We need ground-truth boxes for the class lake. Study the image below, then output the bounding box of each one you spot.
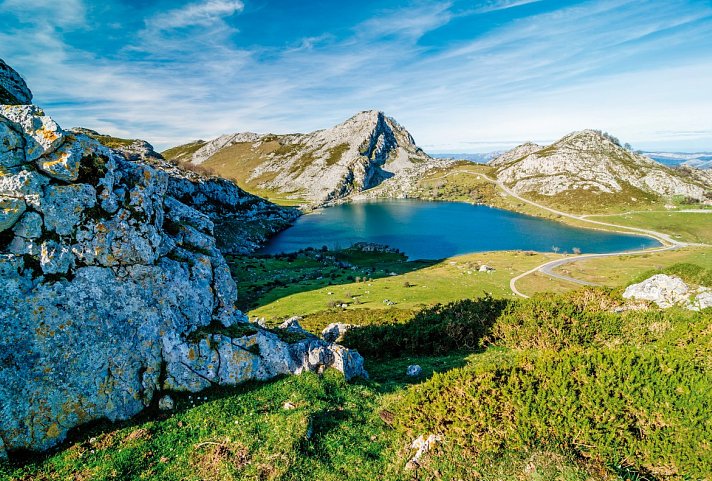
[259,200,660,259]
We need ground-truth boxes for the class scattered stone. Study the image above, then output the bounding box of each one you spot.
[405,434,442,470]
[406,365,423,377]
[479,264,495,273]
[278,316,307,333]
[158,395,175,411]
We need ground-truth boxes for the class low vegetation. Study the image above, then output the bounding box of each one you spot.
[4,283,710,480]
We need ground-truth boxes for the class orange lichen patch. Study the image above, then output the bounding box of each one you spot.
[46,423,61,439]
[38,126,60,143]
[41,152,71,168]
[143,170,152,182]
[187,348,197,361]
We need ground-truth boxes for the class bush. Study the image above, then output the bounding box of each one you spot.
[343,295,509,357]
[395,344,712,479]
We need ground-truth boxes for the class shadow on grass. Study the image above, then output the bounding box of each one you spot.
[341,296,510,360]
[4,376,287,468]
[226,248,441,313]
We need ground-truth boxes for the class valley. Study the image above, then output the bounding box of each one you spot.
[2,51,712,481]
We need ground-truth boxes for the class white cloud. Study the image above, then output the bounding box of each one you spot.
[148,0,244,30]
[474,0,543,13]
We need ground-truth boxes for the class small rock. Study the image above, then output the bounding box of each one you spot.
[282,401,296,410]
[623,274,690,308]
[406,365,423,377]
[479,264,495,273]
[279,316,307,333]
[0,196,26,232]
[158,395,175,411]
[321,322,352,343]
[405,434,442,470]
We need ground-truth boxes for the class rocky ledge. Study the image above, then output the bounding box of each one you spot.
[0,61,365,459]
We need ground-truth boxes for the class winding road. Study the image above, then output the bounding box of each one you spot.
[473,174,694,298]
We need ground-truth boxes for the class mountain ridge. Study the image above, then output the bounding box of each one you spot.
[163,110,438,204]
[489,129,711,206]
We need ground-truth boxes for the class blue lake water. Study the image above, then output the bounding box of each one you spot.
[260,200,660,259]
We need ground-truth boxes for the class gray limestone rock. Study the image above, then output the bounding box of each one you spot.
[12,211,42,238]
[0,196,25,232]
[0,58,32,105]
[1,105,64,161]
[322,322,353,343]
[0,93,367,457]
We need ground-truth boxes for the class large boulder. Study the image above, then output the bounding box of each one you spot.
[0,59,32,105]
[0,87,365,458]
[623,274,712,311]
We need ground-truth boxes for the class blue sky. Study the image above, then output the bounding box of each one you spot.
[1,0,711,152]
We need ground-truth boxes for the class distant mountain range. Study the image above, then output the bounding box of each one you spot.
[430,152,503,163]
[644,152,712,169]
[161,113,711,210]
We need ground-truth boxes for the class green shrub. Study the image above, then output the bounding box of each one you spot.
[343,295,509,357]
[395,345,712,479]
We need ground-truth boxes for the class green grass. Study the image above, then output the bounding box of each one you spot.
[161,141,207,162]
[541,247,712,294]
[586,211,712,244]
[229,248,558,324]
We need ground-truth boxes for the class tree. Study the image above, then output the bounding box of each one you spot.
[572,247,581,255]
[552,246,560,254]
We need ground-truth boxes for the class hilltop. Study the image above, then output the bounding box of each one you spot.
[163,111,450,204]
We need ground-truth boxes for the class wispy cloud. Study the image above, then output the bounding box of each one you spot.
[1,0,710,152]
[474,0,543,13]
[148,0,244,30]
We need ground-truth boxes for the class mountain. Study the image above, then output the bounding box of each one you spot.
[430,152,503,163]
[490,130,711,208]
[163,110,435,204]
[645,151,712,169]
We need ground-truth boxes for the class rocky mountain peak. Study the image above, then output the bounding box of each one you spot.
[166,110,432,203]
[491,129,711,204]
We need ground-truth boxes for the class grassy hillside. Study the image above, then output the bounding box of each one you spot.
[228,248,560,327]
[5,283,710,481]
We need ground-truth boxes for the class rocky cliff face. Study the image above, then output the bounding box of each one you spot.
[72,128,300,254]
[490,130,711,202]
[0,61,365,459]
[165,110,437,203]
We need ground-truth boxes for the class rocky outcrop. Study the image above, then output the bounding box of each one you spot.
[164,110,444,204]
[0,61,365,458]
[622,274,712,310]
[0,59,32,105]
[71,129,300,254]
[490,130,711,202]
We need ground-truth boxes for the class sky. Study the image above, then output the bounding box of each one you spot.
[1,0,711,153]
